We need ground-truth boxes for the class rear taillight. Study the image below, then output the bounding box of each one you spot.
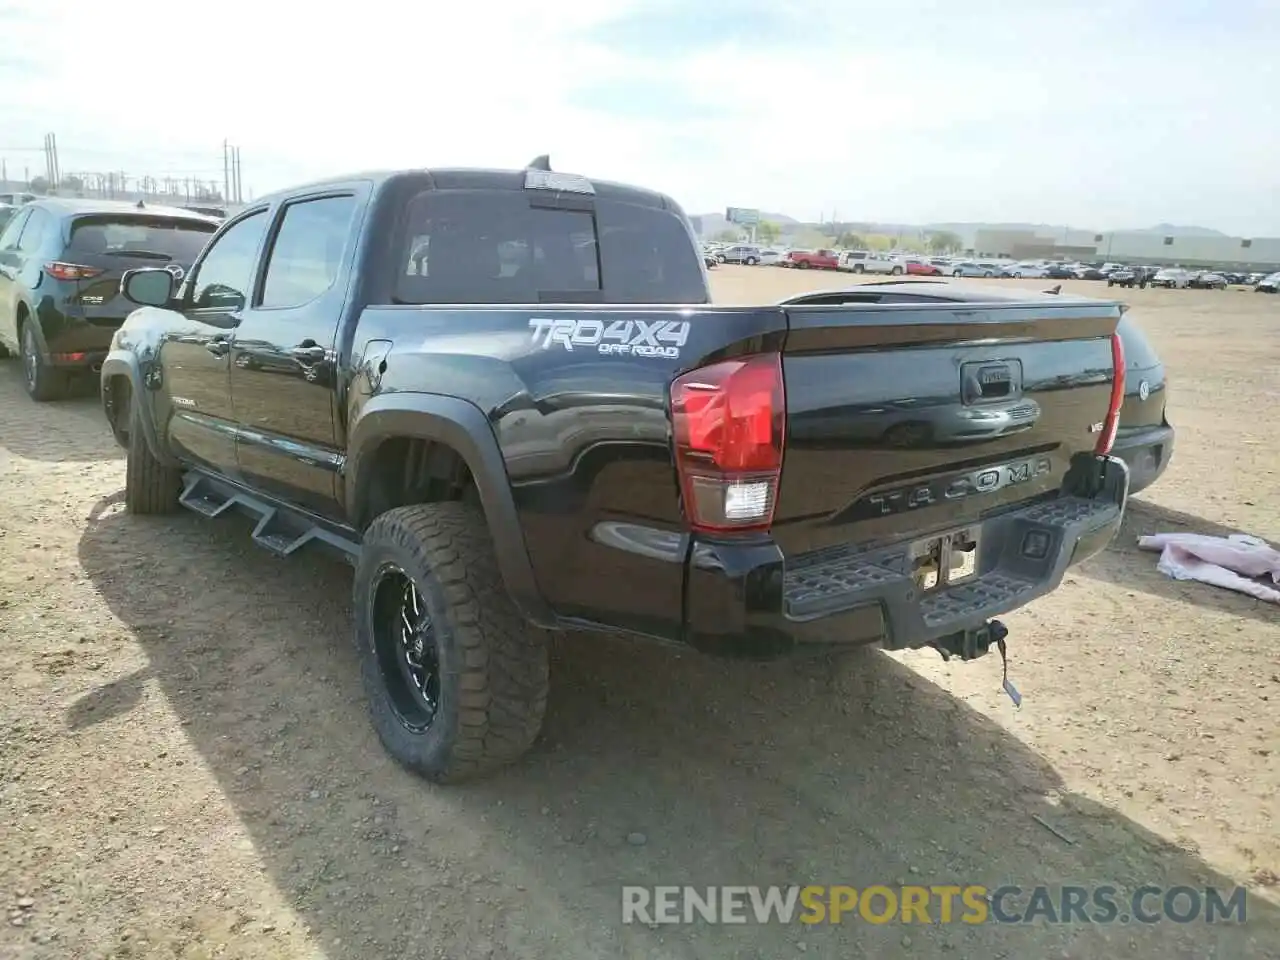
[670,353,785,533]
[44,261,104,281]
[1095,331,1125,455]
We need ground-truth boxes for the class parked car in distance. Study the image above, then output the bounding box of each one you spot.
[838,250,902,274]
[0,202,15,230]
[1255,272,1280,293]
[716,244,763,265]
[1077,267,1107,280]
[951,260,999,278]
[1001,262,1049,279]
[1107,268,1138,288]
[1187,271,1227,290]
[757,248,784,266]
[901,257,941,276]
[0,197,220,400]
[1045,264,1078,279]
[1150,268,1191,289]
[786,248,842,270]
[0,192,37,206]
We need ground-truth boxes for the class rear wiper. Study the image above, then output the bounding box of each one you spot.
[102,249,172,260]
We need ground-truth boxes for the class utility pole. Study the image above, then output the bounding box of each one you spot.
[233,146,242,203]
[223,139,230,203]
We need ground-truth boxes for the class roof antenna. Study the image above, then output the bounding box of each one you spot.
[527,154,551,171]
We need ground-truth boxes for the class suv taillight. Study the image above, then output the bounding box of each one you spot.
[670,353,785,533]
[44,261,104,281]
[1095,331,1126,455]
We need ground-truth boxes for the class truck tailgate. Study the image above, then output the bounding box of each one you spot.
[773,300,1124,558]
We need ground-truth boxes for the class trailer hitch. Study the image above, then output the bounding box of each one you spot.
[931,619,1022,707]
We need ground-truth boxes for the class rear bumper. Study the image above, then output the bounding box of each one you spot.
[1111,422,1174,495]
[684,454,1129,659]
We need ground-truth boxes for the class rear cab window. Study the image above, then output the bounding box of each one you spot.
[394,187,708,305]
[66,214,216,262]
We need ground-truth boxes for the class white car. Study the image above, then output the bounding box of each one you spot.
[1002,262,1049,278]
[839,251,903,275]
[757,248,784,265]
[1151,268,1191,289]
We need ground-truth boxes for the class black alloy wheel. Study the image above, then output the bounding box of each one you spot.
[370,564,442,733]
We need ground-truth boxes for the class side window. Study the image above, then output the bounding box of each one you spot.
[16,209,48,253]
[260,195,357,309]
[0,209,29,250]
[189,210,268,311]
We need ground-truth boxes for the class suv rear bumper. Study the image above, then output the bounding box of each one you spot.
[1111,422,1174,495]
[684,455,1129,659]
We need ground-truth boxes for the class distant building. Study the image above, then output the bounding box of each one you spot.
[972,226,1280,269]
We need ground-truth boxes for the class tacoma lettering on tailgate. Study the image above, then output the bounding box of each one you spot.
[862,455,1054,518]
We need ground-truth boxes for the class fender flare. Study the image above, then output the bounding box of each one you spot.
[346,392,554,627]
[100,351,180,467]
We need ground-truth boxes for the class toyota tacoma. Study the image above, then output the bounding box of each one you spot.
[101,160,1131,783]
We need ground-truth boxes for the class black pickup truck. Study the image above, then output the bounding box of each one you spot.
[101,161,1131,783]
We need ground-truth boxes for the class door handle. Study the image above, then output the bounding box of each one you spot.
[290,345,327,363]
[206,339,230,357]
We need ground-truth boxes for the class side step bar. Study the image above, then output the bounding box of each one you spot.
[178,471,362,563]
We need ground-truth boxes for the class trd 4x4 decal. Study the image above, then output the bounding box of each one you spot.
[528,317,689,359]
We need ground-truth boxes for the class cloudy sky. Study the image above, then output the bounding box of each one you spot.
[2,0,1276,234]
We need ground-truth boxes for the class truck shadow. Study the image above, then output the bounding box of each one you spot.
[74,494,1278,959]
[1077,497,1277,624]
[0,365,121,462]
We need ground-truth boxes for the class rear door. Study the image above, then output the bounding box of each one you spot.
[773,296,1122,557]
[229,189,364,519]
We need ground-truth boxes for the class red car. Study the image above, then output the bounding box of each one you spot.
[903,258,942,276]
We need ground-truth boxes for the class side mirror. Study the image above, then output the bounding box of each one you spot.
[120,268,175,308]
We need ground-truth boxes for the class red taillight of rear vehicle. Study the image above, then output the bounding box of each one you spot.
[670,353,785,533]
[1095,331,1126,455]
[44,261,104,281]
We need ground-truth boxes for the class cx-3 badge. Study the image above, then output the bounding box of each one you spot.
[1138,379,1150,401]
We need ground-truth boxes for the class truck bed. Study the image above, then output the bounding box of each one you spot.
[353,282,1127,655]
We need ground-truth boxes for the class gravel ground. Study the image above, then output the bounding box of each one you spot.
[1,273,1277,959]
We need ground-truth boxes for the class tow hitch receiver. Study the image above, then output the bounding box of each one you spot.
[931,619,1022,707]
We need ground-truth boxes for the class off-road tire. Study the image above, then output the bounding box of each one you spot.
[354,502,550,783]
[125,417,183,514]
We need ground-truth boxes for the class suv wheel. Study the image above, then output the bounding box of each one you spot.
[745,256,758,266]
[354,502,550,783]
[125,415,183,514]
[20,323,67,402]
[891,266,904,276]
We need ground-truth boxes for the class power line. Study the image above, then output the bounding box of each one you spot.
[1,131,248,205]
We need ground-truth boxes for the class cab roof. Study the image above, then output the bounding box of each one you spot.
[253,167,676,212]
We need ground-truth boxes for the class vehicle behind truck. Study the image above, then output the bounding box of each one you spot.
[103,160,1130,784]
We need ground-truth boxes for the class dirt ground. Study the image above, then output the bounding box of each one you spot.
[2,271,1278,960]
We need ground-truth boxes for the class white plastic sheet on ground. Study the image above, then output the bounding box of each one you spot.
[1136,532,1280,605]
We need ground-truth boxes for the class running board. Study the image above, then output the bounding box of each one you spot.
[178,471,362,563]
